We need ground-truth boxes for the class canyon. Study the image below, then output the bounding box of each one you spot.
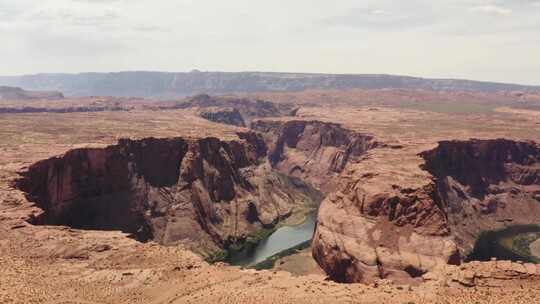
[14,118,377,262]
[313,138,540,283]
[1,89,540,303]
[11,108,540,282]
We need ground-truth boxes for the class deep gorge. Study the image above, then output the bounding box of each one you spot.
[15,115,540,281]
[421,139,540,254]
[15,120,377,262]
[312,138,540,284]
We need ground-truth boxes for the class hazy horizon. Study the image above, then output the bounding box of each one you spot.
[1,0,539,85]
[1,70,540,88]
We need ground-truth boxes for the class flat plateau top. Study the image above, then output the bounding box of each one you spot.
[1,91,539,304]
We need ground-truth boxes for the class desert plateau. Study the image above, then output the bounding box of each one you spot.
[1,78,539,303]
[2,1,540,303]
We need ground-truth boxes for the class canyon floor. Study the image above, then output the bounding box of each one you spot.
[1,91,540,303]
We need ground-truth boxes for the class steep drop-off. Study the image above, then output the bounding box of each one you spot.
[16,120,376,260]
[16,133,322,256]
[252,120,379,193]
[312,139,540,284]
[421,139,540,253]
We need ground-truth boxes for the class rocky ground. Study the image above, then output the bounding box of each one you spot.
[1,91,540,303]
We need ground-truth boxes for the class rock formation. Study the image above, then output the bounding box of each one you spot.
[181,94,297,126]
[0,86,64,100]
[421,139,540,253]
[16,133,321,256]
[252,120,379,192]
[15,119,378,260]
[312,138,540,284]
[198,107,246,127]
[17,107,538,285]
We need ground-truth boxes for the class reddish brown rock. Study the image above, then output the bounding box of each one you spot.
[14,119,377,260]
[252,120,379,193]
[312,138,540,284]
[422,139,540,254]
[15,132,321,256]
[198,107,246,127]
[181,94,297,124]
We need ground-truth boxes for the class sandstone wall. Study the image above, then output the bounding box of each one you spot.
[312,139,540,284]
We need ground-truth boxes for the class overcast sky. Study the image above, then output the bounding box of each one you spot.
[1,0,539,85]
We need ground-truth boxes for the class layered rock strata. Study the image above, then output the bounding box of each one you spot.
[181,94,298,126]
[16,120,376,259]
[252,120,379,193]
[422,139,540,253]
[312,139,540,284]
[16,133,320,255]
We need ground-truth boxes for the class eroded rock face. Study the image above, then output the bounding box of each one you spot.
[15,119,377,260]
[198,107,246,127]
[312,138,540,284]
[252,120,379,192]
[313,187,458,284]
[16,132,321,255]
[421,139,540,254]
[182,94,297,125]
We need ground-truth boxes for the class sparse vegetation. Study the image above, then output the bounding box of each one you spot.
[510,232,540,262]
[468,225,540,263]
[205,250,229,263]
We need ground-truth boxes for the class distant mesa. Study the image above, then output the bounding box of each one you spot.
[1,72,539,98]
[0,86,64,101]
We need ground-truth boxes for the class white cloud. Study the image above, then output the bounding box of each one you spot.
[0,0,538,85]
[469,5,512,15]
[29,7,119,26]
[370,9,388,16]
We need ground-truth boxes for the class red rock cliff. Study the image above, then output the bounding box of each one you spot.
[252,120,378,193]
[16,132,320,255]
[312,138,540,284]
